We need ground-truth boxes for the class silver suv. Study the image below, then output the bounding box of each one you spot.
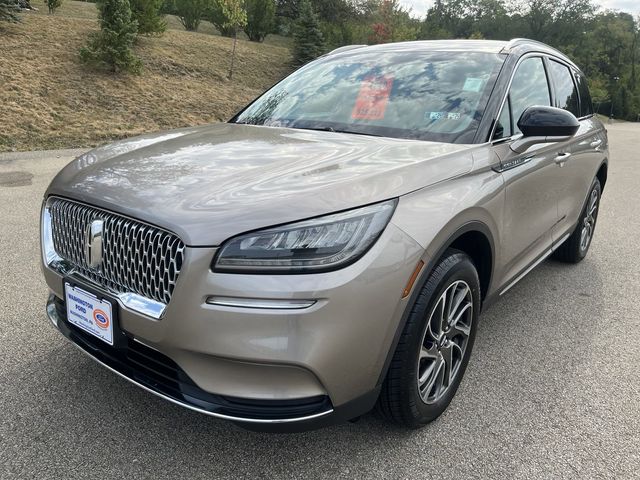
[41,39,608,432]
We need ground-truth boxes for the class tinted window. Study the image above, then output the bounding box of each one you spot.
[509,57,551,134]
[575,72,594,117]
[548,60,579,116]
[234,51,506,144]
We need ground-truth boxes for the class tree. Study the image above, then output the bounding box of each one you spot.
[292,0,325,65]
[368,0,417,44]
[131,0,166,35]
[244,0,275,42]
[0,0,20,22]
[80,0,142,74]
[215,0,248,79]
[46,0,62,14]
[170,0,211,31]
[208,1,237,36]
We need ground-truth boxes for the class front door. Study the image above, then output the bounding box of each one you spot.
[492,56,566,285]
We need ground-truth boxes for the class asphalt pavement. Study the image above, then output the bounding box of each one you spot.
[0,125,638,479]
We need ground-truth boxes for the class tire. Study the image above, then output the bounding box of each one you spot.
[377,249,481,428]
[553,178,601,264]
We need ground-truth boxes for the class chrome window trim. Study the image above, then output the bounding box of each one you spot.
[489,52,556,143]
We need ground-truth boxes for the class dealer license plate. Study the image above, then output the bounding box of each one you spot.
[65,283,114,345]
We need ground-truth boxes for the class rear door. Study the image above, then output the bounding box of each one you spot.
[546,60,606,241]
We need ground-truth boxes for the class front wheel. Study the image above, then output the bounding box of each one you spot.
[554,178,601,263]
[377,249,481,428]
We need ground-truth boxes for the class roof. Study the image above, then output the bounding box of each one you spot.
[326,38,576,68]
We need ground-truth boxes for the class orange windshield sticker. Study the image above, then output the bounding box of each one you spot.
[351,75,394,120]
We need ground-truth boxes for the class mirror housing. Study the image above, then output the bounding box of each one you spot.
[510,106,579,154]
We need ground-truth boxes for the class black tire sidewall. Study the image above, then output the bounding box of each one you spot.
[401,252,481,425]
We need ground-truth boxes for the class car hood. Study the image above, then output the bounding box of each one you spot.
[46,123,473,246]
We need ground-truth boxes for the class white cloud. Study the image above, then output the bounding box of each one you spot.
[398,0,639,18]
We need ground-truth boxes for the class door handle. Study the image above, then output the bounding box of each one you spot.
[554,152,571,166]
[590,139,602,149]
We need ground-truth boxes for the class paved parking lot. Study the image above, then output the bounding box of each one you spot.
[1,125,639,479]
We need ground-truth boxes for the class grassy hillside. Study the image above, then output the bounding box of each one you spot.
[0,1,293,152]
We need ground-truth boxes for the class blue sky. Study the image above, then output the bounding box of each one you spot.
[399,0,640,18]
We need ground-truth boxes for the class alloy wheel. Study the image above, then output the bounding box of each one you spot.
[417,280,473,404]
[580,187,599,252]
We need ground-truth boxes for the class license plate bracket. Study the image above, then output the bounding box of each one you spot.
[63,279,125,348]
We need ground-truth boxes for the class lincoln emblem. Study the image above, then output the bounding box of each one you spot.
[85,219,104,269]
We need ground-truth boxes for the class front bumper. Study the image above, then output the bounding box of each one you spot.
[43,222,425,430]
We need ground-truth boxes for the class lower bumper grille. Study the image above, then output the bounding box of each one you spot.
[51,296,332,422]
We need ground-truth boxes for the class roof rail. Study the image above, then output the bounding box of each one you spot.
[325,45,367,56]
[503,38,577,67]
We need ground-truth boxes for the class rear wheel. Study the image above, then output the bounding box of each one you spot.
[377,249,481,428]
[554,178,601,263]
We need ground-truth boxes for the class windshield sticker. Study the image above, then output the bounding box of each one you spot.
[426,112,462,121]
[463,77,484,92]
[351,75,394,120]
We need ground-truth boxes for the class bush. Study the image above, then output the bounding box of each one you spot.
[170,0,211,32]
[244,0,275,42]
[0,0,20,22]
[46,0,62,14]
[292,0,324,66]
[80,0,142,74]
[131,0,166,35]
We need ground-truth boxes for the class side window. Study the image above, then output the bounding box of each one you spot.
[509,57,551,134]
[575,72,594,117]
[493,96,512,140]
[548,60,580,117]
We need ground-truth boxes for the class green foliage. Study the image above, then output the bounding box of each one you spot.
[170,0,212,31]
[80,0,142,74]
[368,0,417,44]
[46,0,62,14]
[208,0,236,36]
[215,0,248,79]
[131,0,166,35]
[416,0,640,120]
[244,0,275,42]
[292,0,324,65]
[0,0,20,23]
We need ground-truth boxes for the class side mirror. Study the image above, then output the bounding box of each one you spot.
[511,106,579,154]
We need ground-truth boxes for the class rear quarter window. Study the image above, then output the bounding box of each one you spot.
[574,72,594,117]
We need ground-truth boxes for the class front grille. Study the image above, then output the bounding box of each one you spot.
[48,198,185,304]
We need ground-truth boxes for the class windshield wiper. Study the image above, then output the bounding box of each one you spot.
[296,126,381,137]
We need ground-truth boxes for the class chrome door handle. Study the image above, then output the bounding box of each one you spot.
[590,139,602,149]
[554,152,571,166]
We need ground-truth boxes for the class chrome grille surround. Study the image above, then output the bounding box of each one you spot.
[45,197,185,306]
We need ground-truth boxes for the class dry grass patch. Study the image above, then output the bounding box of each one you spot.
[0,1,292,151]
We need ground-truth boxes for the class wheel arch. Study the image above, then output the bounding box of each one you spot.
[376,221,495,387]
[596,160,608,192]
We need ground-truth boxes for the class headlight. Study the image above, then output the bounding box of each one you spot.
[214,199,397,273]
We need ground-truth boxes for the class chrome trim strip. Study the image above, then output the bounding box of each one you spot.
[499,230,573,296]
[46,303,334,424]
[499,248,553,296]
[206,296,317,310]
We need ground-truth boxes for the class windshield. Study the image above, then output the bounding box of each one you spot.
[232,50,506,143]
